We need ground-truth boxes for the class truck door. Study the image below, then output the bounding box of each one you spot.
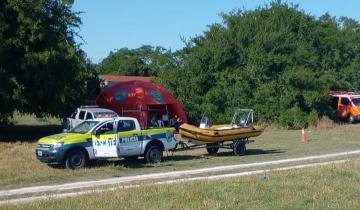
[117,120,142,156]
[339,97,350,119]
[92,121,118,158]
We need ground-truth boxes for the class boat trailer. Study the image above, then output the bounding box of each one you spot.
[172,137,255,156]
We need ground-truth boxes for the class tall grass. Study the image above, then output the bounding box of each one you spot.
[11,111,61,126]
[0,112,62,142]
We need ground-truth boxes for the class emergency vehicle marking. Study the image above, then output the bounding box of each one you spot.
[94,139,117,146]
[93,133,170,147]
[120,136,139,143]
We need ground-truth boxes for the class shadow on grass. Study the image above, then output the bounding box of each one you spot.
[83,154,204,169]
[0,125,62,142]
[245,149,285,156]
[204,148,285,157]
[84,149,284,169]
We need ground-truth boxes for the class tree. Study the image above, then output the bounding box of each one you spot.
[97,45,173,77]
[0,0,93,123]
[158,1,360,128]
[96,1,360,128]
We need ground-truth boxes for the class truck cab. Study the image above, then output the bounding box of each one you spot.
[331,91,360,123]
[36,117,177,169]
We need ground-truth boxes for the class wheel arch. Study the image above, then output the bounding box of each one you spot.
[143,139,165,154]
[63,146,90,162]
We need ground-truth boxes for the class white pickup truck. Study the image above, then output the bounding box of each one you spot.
[63,106,118,130]
[36,117,177,169]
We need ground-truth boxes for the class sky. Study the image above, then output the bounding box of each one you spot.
[72,0,360,63]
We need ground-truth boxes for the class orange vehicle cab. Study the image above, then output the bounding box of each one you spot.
[331,91,360,123]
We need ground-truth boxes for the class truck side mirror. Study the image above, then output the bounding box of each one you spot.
[92,129,99,136]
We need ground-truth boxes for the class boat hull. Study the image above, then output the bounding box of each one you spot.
[179,123,263,143]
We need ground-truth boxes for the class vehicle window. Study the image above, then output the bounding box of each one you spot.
[94,112,117,118]
[97,122,116,134]
[78,111,86,120]
[117,120,135,132]
[86,112,93,120]
[70,121,99,134]
[341,97,350,105]
[352,98,360,106]
[331,97,339,109]
[70,111,77,119]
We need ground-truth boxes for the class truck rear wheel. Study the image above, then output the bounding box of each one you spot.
[233,141,246,156]
[145,145,163,163]
[65,149,87,170]
[206,143,219,154]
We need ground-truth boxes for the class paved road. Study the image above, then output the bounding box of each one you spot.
[1,150,360,205]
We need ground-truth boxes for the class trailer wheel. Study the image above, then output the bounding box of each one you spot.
[65,149,87,170]
[206,143,219,154]
[233,141,246,156]
[145,145,163,163]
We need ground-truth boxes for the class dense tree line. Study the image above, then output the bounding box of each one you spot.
[0,0,95,124]
[100,2,360,128]
[2,1,360,128]
[97,45,175,77]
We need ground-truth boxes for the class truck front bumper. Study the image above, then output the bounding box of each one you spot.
[35,144,65,164]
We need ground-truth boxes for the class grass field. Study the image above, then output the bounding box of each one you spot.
[3,159,360,210]
[1,118,360,190]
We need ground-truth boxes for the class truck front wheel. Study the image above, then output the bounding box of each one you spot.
[145,145,163,163]
[65,149,87,170]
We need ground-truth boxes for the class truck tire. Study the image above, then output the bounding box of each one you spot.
[206,143,219,154]
[145,145,163,163]
[65,149,87,170]
[233,141,246,156]
[348,115,354,124]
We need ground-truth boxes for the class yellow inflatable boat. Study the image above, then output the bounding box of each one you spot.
[179,109,264,143]
[179,123,263,143]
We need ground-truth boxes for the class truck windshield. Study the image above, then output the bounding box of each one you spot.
[352,98,360,106]
[69,121,100,134]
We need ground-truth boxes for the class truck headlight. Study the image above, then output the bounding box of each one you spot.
[52,143,63,150]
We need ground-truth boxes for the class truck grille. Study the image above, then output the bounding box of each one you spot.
[37,144,52,149]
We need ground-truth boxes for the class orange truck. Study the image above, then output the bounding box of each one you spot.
[331,91,360,123]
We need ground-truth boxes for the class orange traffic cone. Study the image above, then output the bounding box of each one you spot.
[300,128,307,143]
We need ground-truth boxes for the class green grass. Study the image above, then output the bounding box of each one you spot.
[3,159,360,210]
[0,122,360,190]
[0,112,62,142]
[11,111,61,126]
